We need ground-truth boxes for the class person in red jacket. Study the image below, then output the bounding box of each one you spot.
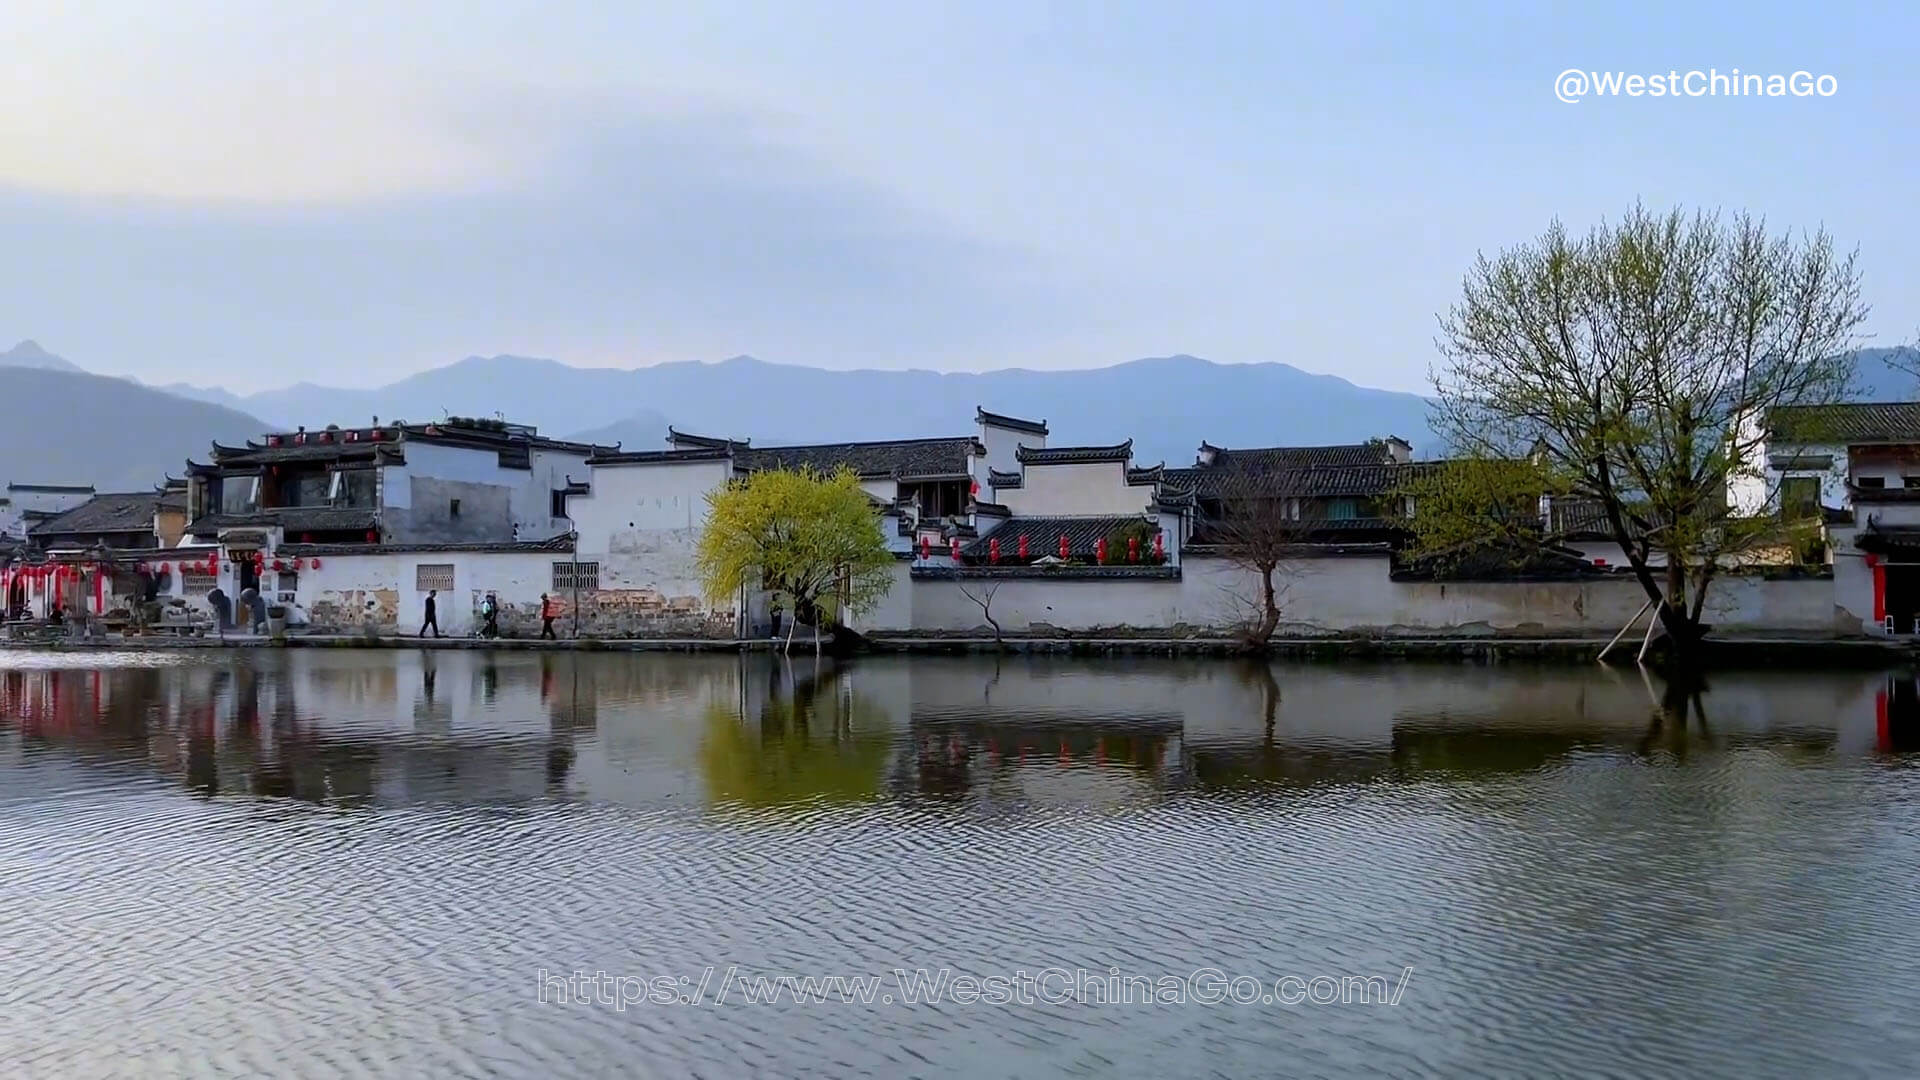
[540,593,558,639]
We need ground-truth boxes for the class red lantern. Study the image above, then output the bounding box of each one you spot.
[969,479,980,497]
[1128,537,1140,562]
[1096,538,1108,565]
[920,536,930,560]
[294,558,305,570]
[311,558,322,569]
[1018,534,1028,559]
[365,530,378,543]
[950,538,962,560]
[1059,534,1069,560]
[1153,532,1165,560]
[272,559,285,571]
[989,538,1000,564]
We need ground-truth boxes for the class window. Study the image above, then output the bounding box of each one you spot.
[1857,476,1886,490]
[181,569,216,595]
[415,563,455,592]
[551,490,570,519]
[288,472,330,507]
[1328,499,1358,521]
[219,475,260,515]
[449,498,461,519]
[329,470,378,508]
[553,560,599,591]
[1781,476,1820,519]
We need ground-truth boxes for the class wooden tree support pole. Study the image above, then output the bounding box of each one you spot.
[1636,606,1665,665]
[1597,598,1655,664]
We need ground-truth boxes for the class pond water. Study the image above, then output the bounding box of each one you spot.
[4,651,1920,1078]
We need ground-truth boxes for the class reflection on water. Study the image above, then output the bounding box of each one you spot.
[4,652,1920,1077]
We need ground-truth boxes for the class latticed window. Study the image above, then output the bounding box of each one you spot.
[552,561,599,591]
[180,570,217,595]
[415,563,455,592]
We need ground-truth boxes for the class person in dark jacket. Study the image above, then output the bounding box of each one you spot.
[421,590,440,638]
[482,593,500,638]
[539,593,557,639]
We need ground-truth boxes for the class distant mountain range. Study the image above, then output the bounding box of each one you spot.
[2,340,1916,491]
[0,340,87,375]
[0,363,270,490]
[144,352,1445,463]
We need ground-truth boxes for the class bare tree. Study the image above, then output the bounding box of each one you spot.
[1204,488,1312,650]
[956,579,1008,652]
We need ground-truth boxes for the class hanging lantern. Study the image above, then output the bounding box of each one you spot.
[989,538,1000,564]
[920,536,930,560]
[1128,536,1140,562]
[294,558,305,570]
[1018,534,1028,560]
[1059,534,1069,560]
[272,559,285,571]
[1153,532,1165,560]
[311,558,322,569]
[1096,538,1108,565]
[365,530,378,543]
[969,479,980,497]
[950,538,962,560]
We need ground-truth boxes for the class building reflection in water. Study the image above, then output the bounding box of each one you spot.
[1,653,1913,810]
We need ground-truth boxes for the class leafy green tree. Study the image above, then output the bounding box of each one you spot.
[696,466,895,652]
[1419,204,1866,662]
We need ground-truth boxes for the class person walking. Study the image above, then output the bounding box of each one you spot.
[539,593,557,639]
[421,589,441,638]
[482,592,500,639]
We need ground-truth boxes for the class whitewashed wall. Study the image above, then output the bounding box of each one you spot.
[1000,462,1152,516]
[862,555,1843,637]
[977,420,1041,479]
[295,550,558,635]
[565,458,740,634]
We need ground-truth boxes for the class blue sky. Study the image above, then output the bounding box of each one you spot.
[0,1,1912,393]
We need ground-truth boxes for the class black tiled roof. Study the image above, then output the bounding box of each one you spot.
[1015,440,1132,465]
[188,507,380,536]
[666,427,749,450]
[1164,462,1426,499]
[738,436,984,479]
[586,447,734,466]
[1187,516,1403,546]
[209,441,397,466]
[7,483,94,494]
[975,407,1049,436]
[28,493,159,537]
[987,469,1022,489]
[1855,523,1920,555]
[1126,464,1164,485]
[962,515,1156,557]
[1196,442,1392,469]
[1768,402,1920,444]
[969,500,1012,517]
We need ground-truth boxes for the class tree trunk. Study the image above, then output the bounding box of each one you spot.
[1246,565,1281,650]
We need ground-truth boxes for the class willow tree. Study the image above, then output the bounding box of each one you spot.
[696,466,895,652]
[1418,204,1867,661]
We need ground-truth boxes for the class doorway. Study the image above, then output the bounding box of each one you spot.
[1886,564,1920,634]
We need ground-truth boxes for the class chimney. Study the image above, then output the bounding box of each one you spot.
[1383,436,1412,465]
[1197,442,1220,467]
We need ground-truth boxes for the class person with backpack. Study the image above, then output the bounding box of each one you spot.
[540,593,558,639]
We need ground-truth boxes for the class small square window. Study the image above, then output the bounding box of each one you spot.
[450,498,461,518]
